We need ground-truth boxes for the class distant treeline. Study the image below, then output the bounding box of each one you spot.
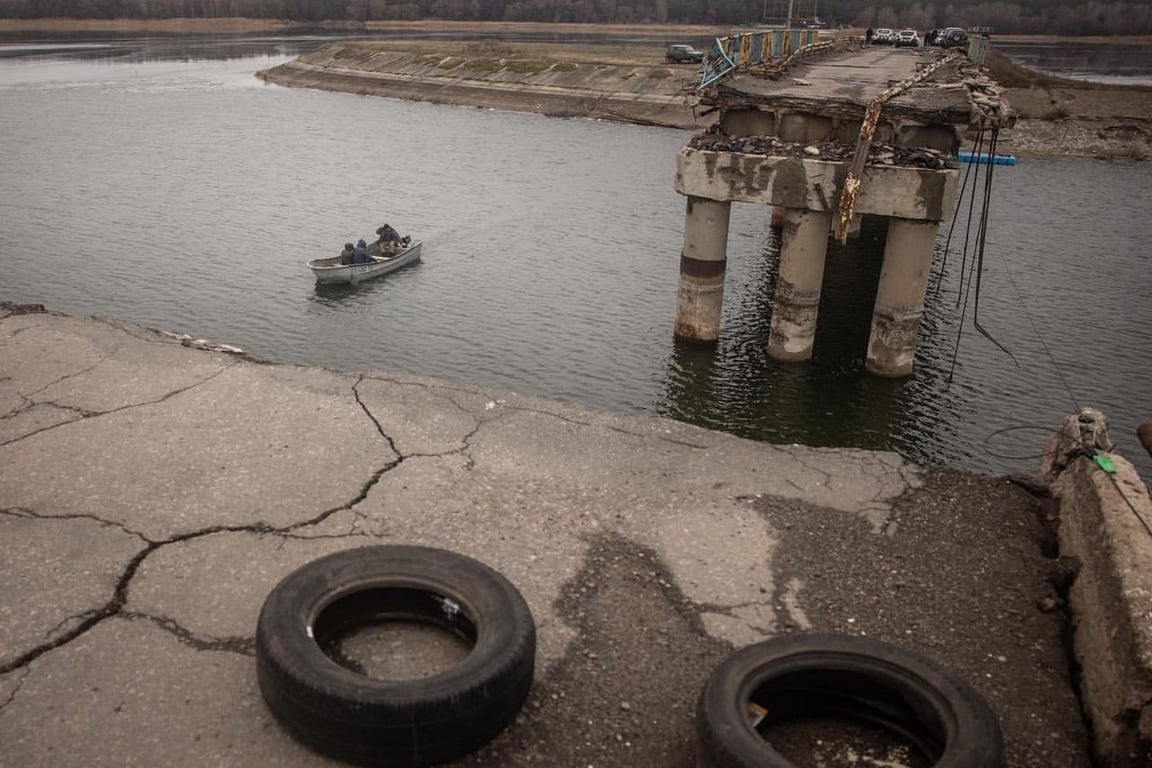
[1,0,1148,35]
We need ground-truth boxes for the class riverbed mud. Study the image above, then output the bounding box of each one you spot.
[256,40,711,129]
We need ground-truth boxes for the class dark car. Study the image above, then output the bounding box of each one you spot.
[665,44,704,64]
[939,27,969,48]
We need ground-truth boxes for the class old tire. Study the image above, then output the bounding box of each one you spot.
[696,634,1005,768]
[256,545,536,767]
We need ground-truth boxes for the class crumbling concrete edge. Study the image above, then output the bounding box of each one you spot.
[1047,417,1152,767]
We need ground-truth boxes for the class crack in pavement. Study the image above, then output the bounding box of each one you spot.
[0,513,373,675]
[0,399,96,423]
[0,374,408,676]
[0,667,30,712]
[0,360,240,448]
[354,374,507,471]
[500,400,715,450]
[604,423,711,449]
[787,448,835,487]
[0,506,151,542]
[121,611,255,656]
[16,357,107,402]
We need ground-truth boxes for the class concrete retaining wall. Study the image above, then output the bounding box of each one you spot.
[1048,424,1152,767]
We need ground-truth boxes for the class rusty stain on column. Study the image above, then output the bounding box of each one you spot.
[866,218,940,377]
[769,208,832,361]
[674,196,732,342]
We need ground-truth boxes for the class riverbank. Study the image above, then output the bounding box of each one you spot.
[256,39,710,129]
[3,18,1148,158]
[982,50,1152,159]
[258,34,1151,160]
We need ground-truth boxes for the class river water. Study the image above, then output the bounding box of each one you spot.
[1,33,1148,478]
[992,40,1152,86]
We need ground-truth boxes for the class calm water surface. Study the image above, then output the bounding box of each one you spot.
[2,35,1149,478]
[993,40,1152,85]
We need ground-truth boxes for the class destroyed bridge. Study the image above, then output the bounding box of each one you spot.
[672,31,1014,377]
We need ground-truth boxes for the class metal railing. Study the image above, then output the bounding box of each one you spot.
[699,29,821,88]
[966,35,991,65]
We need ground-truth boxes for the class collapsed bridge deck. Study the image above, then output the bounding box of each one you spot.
[672,40,1014,377]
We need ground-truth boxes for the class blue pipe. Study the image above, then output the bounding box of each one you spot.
[958,151,1018,166]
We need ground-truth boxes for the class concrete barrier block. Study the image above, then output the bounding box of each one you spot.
[1054,452,1152,767]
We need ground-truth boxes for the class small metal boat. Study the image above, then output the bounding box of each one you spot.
[308,240,422,285]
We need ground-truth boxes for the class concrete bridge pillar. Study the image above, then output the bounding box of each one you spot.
[674,196,732,342]
[866,218,939,377]
[768,208,832,361]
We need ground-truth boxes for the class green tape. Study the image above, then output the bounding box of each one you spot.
[1094,454,1117,474]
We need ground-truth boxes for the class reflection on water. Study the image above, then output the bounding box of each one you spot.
[0,32,345,62]
[663,218,909,452]
[0,27,714,65]
[1,35,1149,480]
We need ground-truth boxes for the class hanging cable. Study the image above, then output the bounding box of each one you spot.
[970,127,1018,364]
[935,127,983,298]
[953,131,985,311]
[947,133,988,382]
[979,137,1082,412]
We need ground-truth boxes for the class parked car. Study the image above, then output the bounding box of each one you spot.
[665,44,704,64]
[872,28,895,45]
[939,27,969,48]
[894,29,920,47]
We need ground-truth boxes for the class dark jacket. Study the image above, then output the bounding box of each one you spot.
[352,241,371,264]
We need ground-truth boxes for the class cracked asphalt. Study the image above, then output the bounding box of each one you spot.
[0,305,1092,767]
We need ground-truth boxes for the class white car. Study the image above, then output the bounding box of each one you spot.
[895,29,920,47]
[872,28,894,45]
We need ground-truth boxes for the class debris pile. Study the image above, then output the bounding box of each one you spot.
[687,133,954,169]
[959,65,1016,128]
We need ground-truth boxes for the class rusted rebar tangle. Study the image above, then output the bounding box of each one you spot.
[834,52,963,243]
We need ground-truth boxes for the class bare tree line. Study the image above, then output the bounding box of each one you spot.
[0,0,1148,35]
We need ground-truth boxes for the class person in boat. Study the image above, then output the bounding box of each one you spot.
[351,239,373,264]
[375,223,402,255]
[339,242,355,266]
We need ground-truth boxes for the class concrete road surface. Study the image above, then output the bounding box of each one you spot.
[0,305,1090,766]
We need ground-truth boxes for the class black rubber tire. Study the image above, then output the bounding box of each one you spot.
[695,634,1005,768]
[256,545,536,767]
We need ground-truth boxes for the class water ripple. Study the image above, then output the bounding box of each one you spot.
[1,51,1148,479]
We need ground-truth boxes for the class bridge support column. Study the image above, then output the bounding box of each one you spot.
[866,218,939,377]
[768,208,831,361]
[674,197,732,342]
